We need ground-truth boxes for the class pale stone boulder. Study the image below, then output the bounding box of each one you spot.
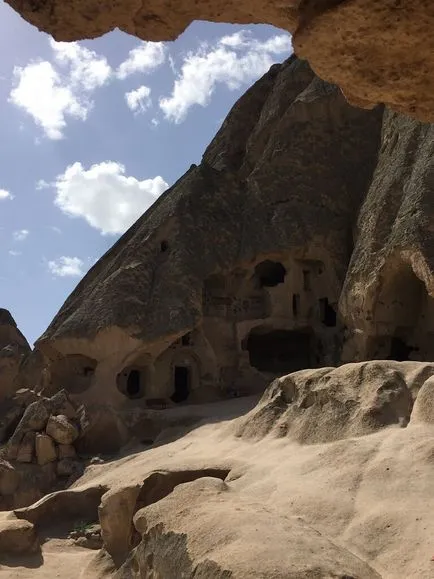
[0,516,38,554]
[35,433,57,465]
[46,414,79,445]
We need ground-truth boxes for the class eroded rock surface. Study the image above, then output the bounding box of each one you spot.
[2,361,434,577]
[234,360,434,442]
[121,477,380,578]
[6,0,434,121]
[0,309,31,402]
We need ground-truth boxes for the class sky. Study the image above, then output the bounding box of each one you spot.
[0,0,293,345]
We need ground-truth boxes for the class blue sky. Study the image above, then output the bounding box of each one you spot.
[0,0,292,345]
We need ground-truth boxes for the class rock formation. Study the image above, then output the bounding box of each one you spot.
[17,57,434,456]
[6,0,434,121]
[0,309,31,402]
[32,58,384,430]
[0,389,85,510]
[1,360,434,577]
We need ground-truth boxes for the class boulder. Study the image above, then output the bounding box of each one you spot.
[49,389,78,420]
[46,414,79,445]
[13,388,40,407]
[234,361,426,443]
[35,433,57,465]
[58,443,76,459]
[57,458,82,478]
[15,398,50,432]
[16,431,35,463]
[0,400,24,443]
[0,459,19,495]
[123,477,381,578]
[0,516,39,555]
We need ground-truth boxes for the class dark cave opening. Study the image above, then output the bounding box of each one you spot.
[319,297,337,327]
[388,336,419,362]
[171,366,190,403]
[255,260,286,288]
[126,370,141,397]
[246,328,313,374]
[117,366,147,399]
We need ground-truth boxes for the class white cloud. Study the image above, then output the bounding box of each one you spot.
[54,161,168,235]
[9,39,112,139]
[50,226,62,234]
[48,256,85,277]
[0,189,13,201]
[8,250,22,256]
[160,30,292,123]
[117,42,166,79]
[125,85,152,114]
[13,229,29,241]
[50,39,111,91]
[36,179,51,190]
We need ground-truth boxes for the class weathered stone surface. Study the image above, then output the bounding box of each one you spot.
[0,459,19,495]
[35,433,57,465]
[122,477,380,578]
[0,515,39,555]
[16,399,50,432]
[0,308,31,402]
[340,110,434,363]
[16,431,35,463]
[234,361,434,443]
[57,443,76,459]
[57,458,82,478]
[46,414,79,445]
[6,0,434,121]
[0,462,57,511]
[0,399,24,443]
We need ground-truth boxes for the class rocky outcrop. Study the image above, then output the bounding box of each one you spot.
[0,309,31,402]
[340,110,434,363]
[0,389,85,510]
[121,476,381,578]
[1,360,434,576]
[34,58,384,421]
[6,0,434,121]
[234,360,434,443]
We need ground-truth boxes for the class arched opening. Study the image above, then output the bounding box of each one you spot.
[370,260,428,360]
[319,298,337,327]
[246,327,313,374]
[117,366,148,399]
[254,260,286,288]
[126,370,141,397]
[388,336,415,361]
[171,366,190,403]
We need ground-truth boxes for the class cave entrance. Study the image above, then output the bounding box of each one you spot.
[388,335,419,361]
[246,328,313,374]
[319,298,337,327]
[171,366,190,403]
[117,366,147,399]
[126,370,141,397]
[254,260,286,288]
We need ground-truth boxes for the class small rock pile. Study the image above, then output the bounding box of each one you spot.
[5,389,85,478]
